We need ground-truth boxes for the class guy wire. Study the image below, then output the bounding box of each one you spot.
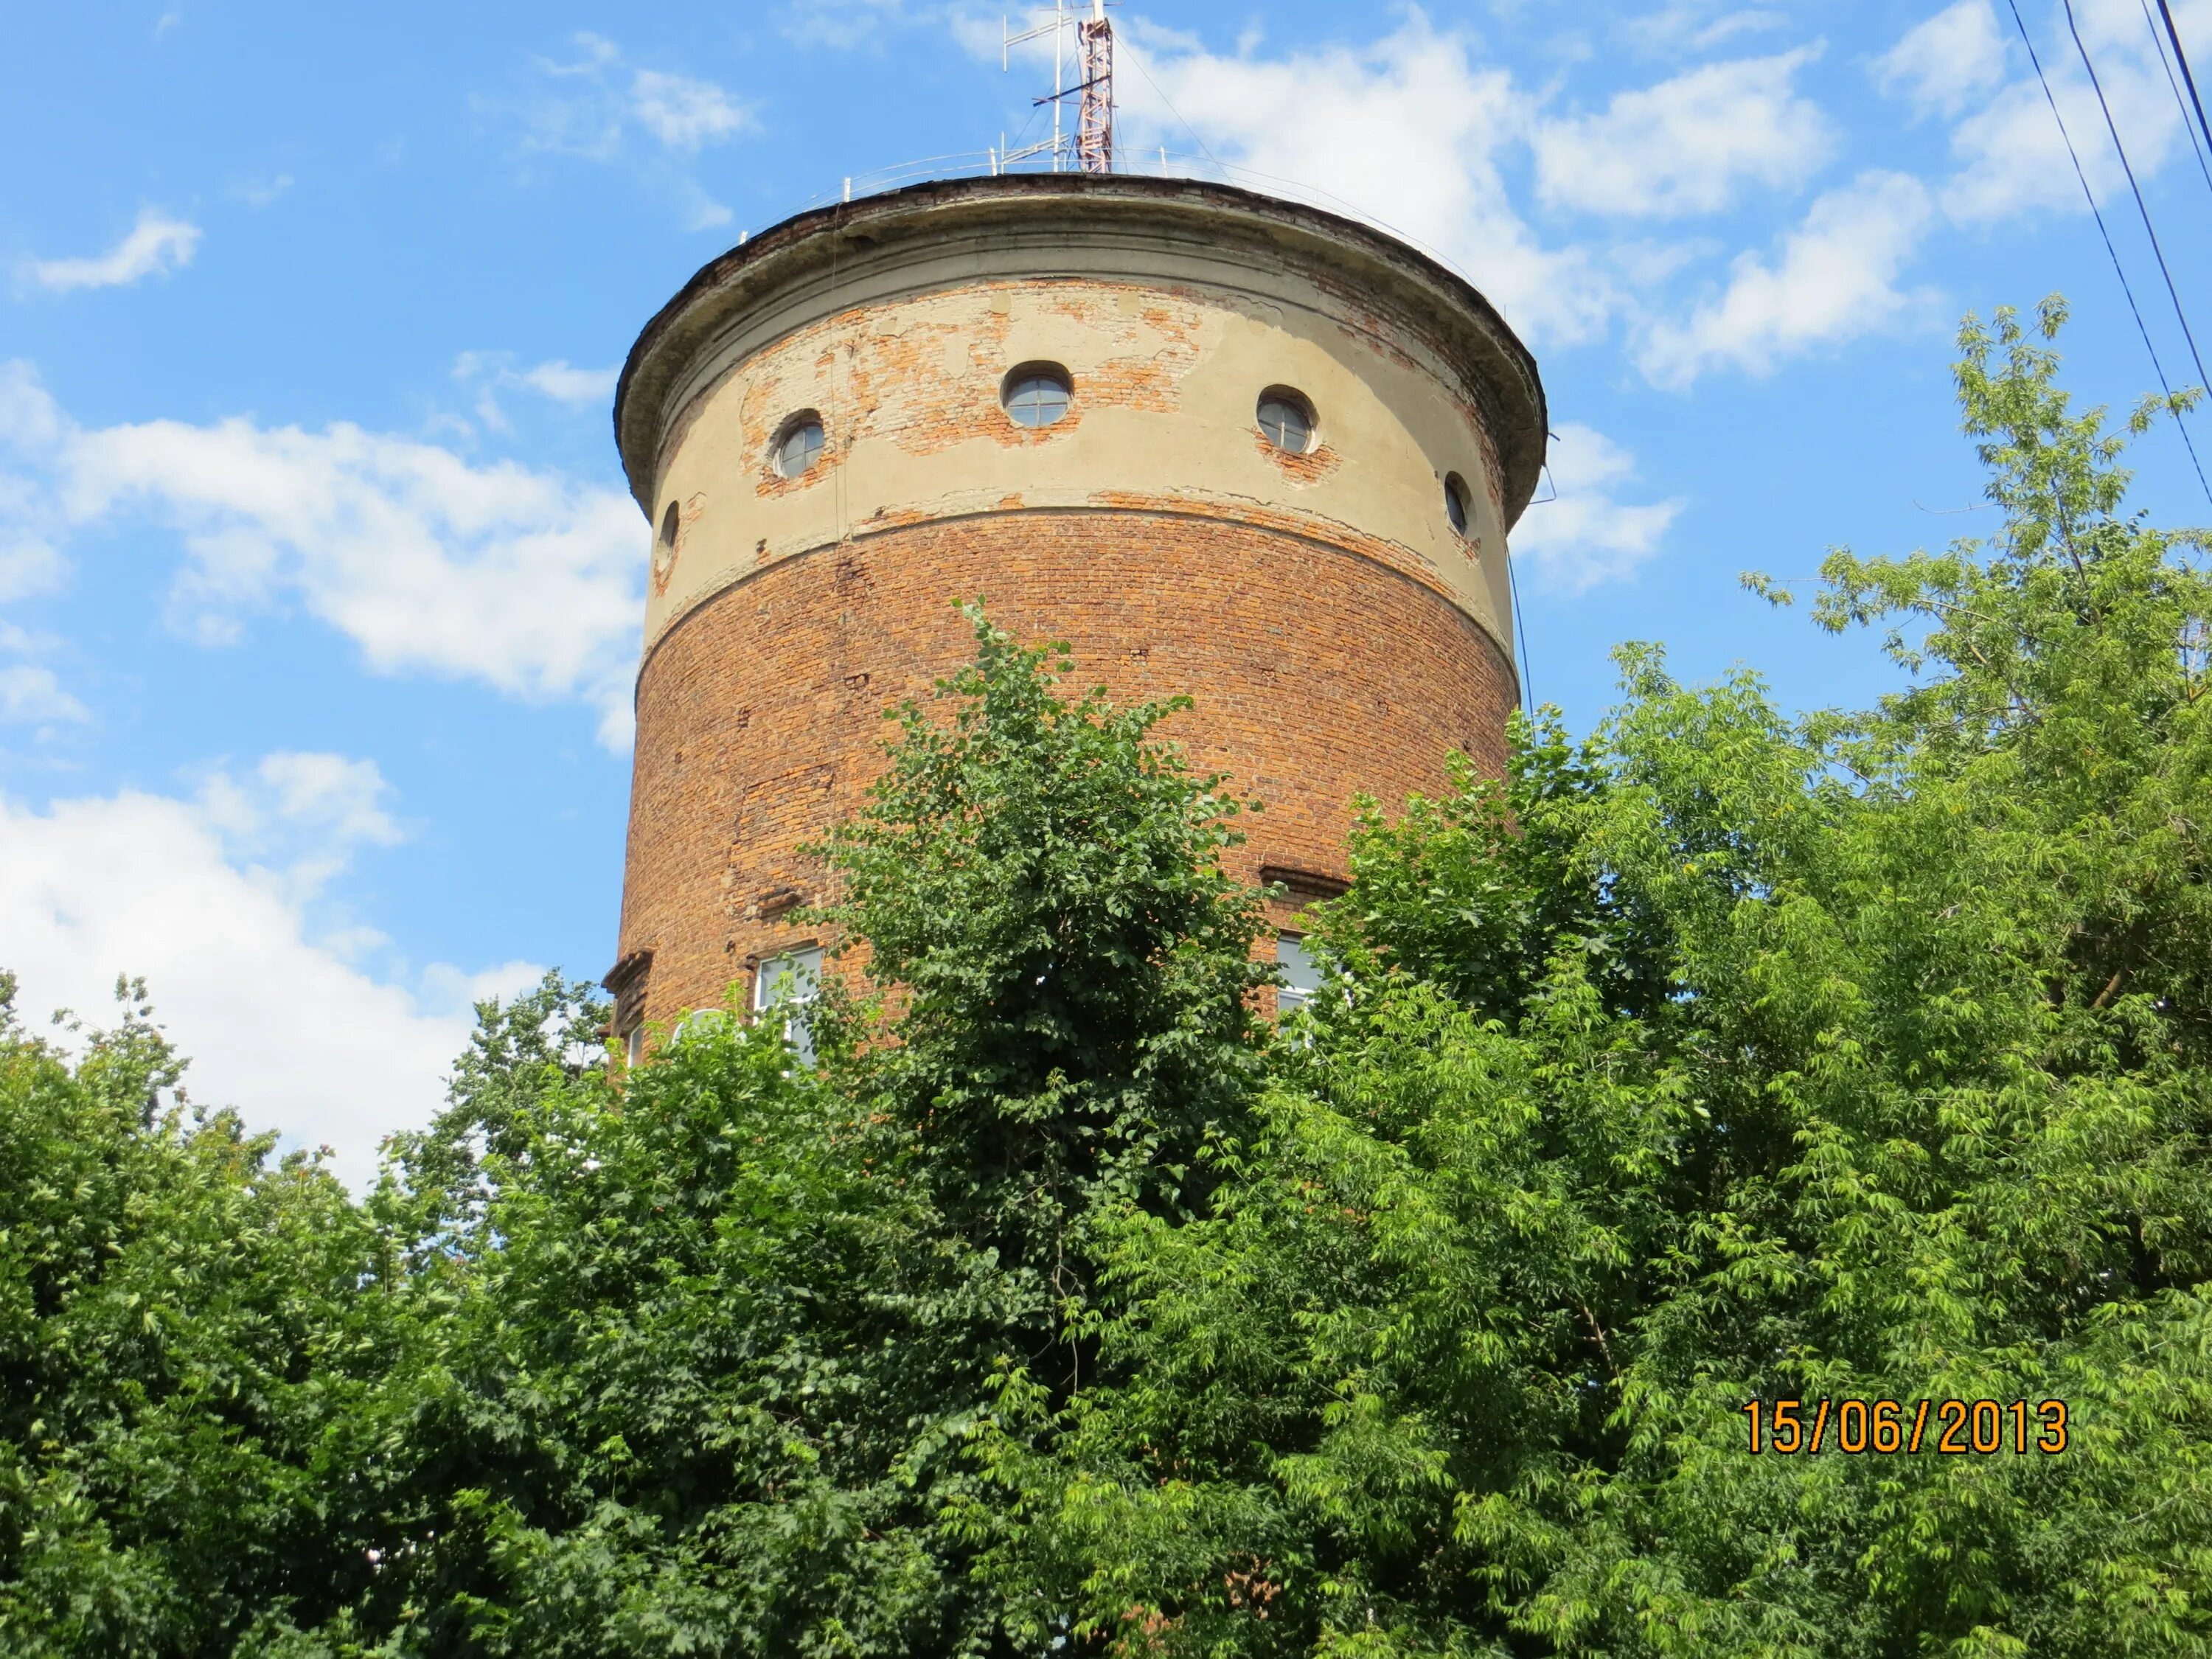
[1118,33,1220,170]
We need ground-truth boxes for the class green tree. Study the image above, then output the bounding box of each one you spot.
[818,614,1271,1394]
[982,300,2212,1655]
[298,616,1271,1657]
[0,976,387,1657]
[8,302,2210,1659]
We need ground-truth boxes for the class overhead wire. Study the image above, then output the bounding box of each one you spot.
[2062,0,2212,394]
[2154,0,2212,162]
[1114,33,1222,170]
[2004,0,2212,507]
[2143,0,2212,198]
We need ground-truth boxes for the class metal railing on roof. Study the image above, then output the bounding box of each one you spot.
[748,150,1478,296]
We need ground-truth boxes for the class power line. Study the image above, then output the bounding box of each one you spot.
[2142,0,2212,200]
[2155,0,2212,164]
[2005,0,2212,507]
[2062,0,2212,394]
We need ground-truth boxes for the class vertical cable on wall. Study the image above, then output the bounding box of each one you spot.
[1508,544,1533,719]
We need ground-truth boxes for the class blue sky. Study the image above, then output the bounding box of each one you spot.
[4,0,2211,1181]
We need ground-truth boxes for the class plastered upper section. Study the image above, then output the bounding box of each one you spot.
[625,182,1543,675]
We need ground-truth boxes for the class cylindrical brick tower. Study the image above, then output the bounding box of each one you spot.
[605,174,1546,1044]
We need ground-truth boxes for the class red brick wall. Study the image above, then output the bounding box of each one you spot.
[617,509,1516,1029]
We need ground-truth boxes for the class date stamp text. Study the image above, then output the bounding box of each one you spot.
[1742,1398,2067,1455]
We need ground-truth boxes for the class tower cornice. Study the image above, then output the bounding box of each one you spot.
[613,173,1548,529]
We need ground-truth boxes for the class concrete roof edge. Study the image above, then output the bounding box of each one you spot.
[612,173,1549,527]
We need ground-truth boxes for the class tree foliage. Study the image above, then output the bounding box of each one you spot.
[0,977,387,1656]
[990,297,2212,1655]
[1,301,2208,1655]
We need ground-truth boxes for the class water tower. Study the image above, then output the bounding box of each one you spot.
[603,172,1545,1049]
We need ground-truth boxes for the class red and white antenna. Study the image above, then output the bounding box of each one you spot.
[1074,1,1114,173]
[998,1,1114,174]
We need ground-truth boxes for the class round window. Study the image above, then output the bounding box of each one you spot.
[1001,364,1073,428]
[1256,387,1315,453]
[1444,473,1472,538]
[773,414,825,478]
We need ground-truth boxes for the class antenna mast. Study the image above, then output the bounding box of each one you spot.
[1074,1,1113,173]
[999,1,1114,174]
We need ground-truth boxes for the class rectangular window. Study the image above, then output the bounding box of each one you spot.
[1276,934,1321,1018]
[604,948,653,1071]
[754,946,825,1064]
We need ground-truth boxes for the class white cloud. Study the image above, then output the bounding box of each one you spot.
[504,34,751,161]
[520,360,620,403]
[782,0,910,49]
[1623,3,1790,54]
[1535,48,1833,218]
[0,621,77,723]
[1688,10,1787,51]
[975,13,1985,389]
[1874,0,2007,116]
[0,361,646,747]
[1909,0,2193,224]
[0,530,63,605]
[195,751,403,897]
[0,664,87,726]
[505,41,626,160]
[489,34,748,229]
[1510,422,1685,593]
[0,758,543,1188]
[231,173,295,209]
[452,353,621,431]
[21,208,202,293]
[678,184,736,232]
[1114,15,1616,346]
[630,68,754,150]
[1938,73,2106,221]
[1636,170,1936,386]
[419,960,547,1013]
[549,29,619,72]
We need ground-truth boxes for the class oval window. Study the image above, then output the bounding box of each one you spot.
[1444,473,1472,538]
[1001,363,1073,428]
[773,413,825,478]
[1256,387,1315,453]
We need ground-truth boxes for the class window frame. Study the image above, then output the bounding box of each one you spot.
[771,411,827,479]
[1444,472,1473,538]
[1256,386,1317,454]
[1000,363,1074,428]
[753,945,826,1063]
[1275,933,1322,1019]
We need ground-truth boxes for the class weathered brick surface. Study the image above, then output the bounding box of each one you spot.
[617,508,1516,1028]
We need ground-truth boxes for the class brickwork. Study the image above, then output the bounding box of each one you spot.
[637,268,1518,667]
[618,508,1517,1029]
[609,178,1547,1035]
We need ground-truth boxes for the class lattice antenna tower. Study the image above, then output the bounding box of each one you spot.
[1075,1,1113,172]
[998,1,1114,173]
